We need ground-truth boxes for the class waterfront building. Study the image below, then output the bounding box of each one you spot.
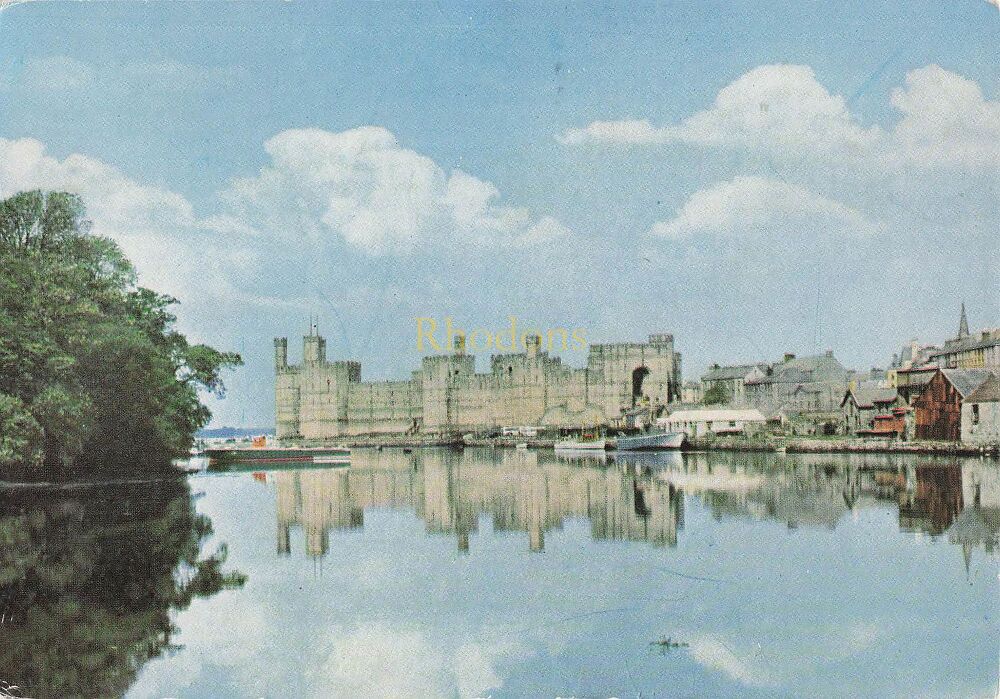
[743,351,850,414]
[894,365,939,405]
[657,408,768,439]
[961,373,1000,445]
[840,383,902,435]
[913,368,995,441]
[274,328,682,439]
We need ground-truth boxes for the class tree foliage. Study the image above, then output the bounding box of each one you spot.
[703,383,732,405]
[0,191,242,473]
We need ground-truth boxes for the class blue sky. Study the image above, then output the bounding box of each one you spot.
[1,1,997,426]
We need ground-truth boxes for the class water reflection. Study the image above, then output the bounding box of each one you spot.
[270,449,684,556]
[124,449,998,698]
[0,476,244,698]
[260,448,1000,565]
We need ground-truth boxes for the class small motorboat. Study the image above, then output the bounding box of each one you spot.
[615,430,685,451]
[554,432,609,451]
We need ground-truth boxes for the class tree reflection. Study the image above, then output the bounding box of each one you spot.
[0,477,245,698]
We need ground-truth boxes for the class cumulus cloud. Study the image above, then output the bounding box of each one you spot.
[559,64,879,158]
[649,176,879,240]
[222,127,571,255]
[558,63,1000,171]
[889,64,1000,169]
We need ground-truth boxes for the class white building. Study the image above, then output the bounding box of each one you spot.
[657,408,768,438]
[962,374,1000,445]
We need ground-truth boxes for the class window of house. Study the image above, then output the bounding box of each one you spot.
[972,404,980,426]
[729,421,736,427]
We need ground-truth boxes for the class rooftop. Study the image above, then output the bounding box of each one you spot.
[965,373,1000,403]
[940,368,996,399]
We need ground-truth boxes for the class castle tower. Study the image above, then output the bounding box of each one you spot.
[525,334,541,358]
[274,337,288,370]
[303,329,326,366]
[959,302,970,340]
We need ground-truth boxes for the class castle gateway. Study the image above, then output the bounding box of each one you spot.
[274,330,681,439]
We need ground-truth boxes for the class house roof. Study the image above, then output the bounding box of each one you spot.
[701,364,763,381]
[930,333,1000,358]
[841,383,899,408]
[940,369,996,399]
[965,373,1000,403]
[658,408,767,424]
[745,353,847,385]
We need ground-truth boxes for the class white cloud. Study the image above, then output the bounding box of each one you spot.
[649,176,878,241]
[221,127,570,255]
[889,64,1000,169]
[556,118,666,145]
[558,63,1000,172]
[559,64,879,158]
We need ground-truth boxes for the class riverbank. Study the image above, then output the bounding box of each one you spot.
[286,434,1000,456]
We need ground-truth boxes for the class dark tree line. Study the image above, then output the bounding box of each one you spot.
[0,191,242,473]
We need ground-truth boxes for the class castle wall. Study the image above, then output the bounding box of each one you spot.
[274,331,681,439]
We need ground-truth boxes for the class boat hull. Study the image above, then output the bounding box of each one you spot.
[614,431,685,451]
[205,447,351,470]
[554,440,609,451]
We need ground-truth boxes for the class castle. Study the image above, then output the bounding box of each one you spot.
[274,328,681,439]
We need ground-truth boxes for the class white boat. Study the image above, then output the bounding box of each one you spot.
[515,442,529,450]
[554,438,609,451]
[615,430,684,451]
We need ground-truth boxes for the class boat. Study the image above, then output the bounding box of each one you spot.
[614,430,685,451]
[515,442,529,450]
[204,444,350,470]
[554,433,609,451]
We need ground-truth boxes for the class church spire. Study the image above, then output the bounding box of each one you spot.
[959,302,969,340]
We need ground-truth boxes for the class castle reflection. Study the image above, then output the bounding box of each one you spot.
[260,448,1000,564]
[271,448,683,556]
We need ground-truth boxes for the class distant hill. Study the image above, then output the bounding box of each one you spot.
[196,427,275,439]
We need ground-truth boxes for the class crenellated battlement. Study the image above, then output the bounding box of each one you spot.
[275,330,682,439]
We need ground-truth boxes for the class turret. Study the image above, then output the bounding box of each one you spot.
[304,332,326,366]
[525,334,541,358]
[274,337,288,370]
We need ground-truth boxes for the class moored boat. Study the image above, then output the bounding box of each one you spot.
[554,436,609,451]
[204,445,350,470]
[615,430,685,451]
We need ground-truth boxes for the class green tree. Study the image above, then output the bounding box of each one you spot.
[0,191,242,473]
[703,383,732,405]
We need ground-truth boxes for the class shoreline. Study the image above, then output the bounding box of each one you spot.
[284,434,1000,457]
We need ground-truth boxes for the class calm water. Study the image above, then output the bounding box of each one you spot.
[3,448,998,698]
